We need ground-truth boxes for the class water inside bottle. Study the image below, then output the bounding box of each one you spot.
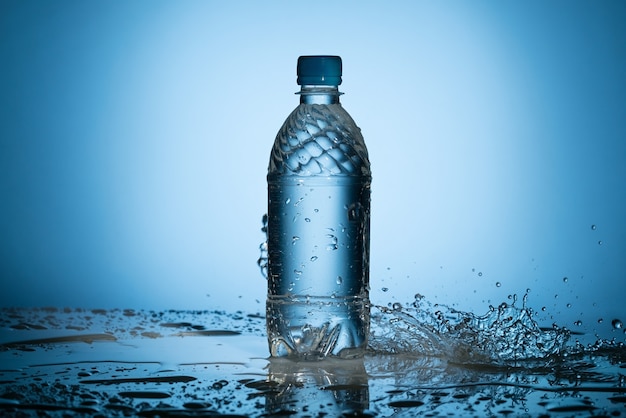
[267,176,370,358]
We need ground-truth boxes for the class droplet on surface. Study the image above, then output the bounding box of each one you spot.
[562,277,568,283]
[336,276,342,285]
[381,287,389,292]
[612,319,623,329]
[591,224,596,230]
[495,282,501,288]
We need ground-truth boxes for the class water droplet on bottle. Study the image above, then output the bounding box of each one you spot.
[541,306,546,312]
[382,287,389,292]
[598,240,603,245]
[314,208,319,213]
[562,276,568,283]
[598,318,603,324]
[325,234,338,251]
[574,320,582,326]
[293,270,302,276]
[478,272,483,277]
[304,217,311,222]
[292,236,300,245]
[392,302,402,311]
[566,303,572,308]
[336,276,342,285]
[591,224,597,230]
[310,256,318,262]
[495,282,501,287]
[285,198,291,205]
[612,319,623,329]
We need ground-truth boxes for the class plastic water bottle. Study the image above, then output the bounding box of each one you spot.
[266,56,371,359]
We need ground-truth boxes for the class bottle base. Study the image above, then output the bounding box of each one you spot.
[266,295,369,360]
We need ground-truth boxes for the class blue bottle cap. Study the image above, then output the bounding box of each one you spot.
[297,55,342,86]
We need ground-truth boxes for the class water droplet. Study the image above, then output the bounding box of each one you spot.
[541,306,547,312]
[304,217,311,222]
[293,270,301,276]
[292,236,300,245]
[310,256,318,262]
[598,240,603,245]
[392,302,402,311]
[325,234,338,251]
[471,268,475,272]
[314,208,319,213]
[612,319,623,329]
[598,318,603,324]
[562,277,568,283]
[495,282,501,288]
[591,224,597,230]
[566,303,571,308]
[212,380,228,390]
[336,276,342,285]
[574,320,582,326]
[478,272,483,277]
[381,287,389,292]
[285,198,291,205]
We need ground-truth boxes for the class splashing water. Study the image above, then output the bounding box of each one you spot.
[368,293,570,364]
[258,215,576,364]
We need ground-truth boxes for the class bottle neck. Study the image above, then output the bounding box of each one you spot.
[298,85,341,105]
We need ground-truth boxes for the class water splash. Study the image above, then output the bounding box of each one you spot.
[369,293,570,364]
[257,215,571,365]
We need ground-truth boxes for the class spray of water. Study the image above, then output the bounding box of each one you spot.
[369,293,570,365]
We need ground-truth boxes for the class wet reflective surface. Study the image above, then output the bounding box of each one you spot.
[1,307,626,417]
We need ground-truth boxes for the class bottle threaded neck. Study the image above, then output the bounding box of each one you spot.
[298,85,341,105]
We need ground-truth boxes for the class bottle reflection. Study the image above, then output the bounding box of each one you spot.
[265,357,369,415]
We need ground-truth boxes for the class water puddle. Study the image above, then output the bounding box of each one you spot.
[1,303,625,417]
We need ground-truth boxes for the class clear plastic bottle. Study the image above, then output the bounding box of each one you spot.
[266,56,371,359]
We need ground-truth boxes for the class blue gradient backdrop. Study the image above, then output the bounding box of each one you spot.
[1,1,625,340]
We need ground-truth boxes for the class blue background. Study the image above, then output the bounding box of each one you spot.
[1,1,625,341]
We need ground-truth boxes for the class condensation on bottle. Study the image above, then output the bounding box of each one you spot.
[266,56,371,359]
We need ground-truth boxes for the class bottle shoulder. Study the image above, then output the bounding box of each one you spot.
[269,103,370,177]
